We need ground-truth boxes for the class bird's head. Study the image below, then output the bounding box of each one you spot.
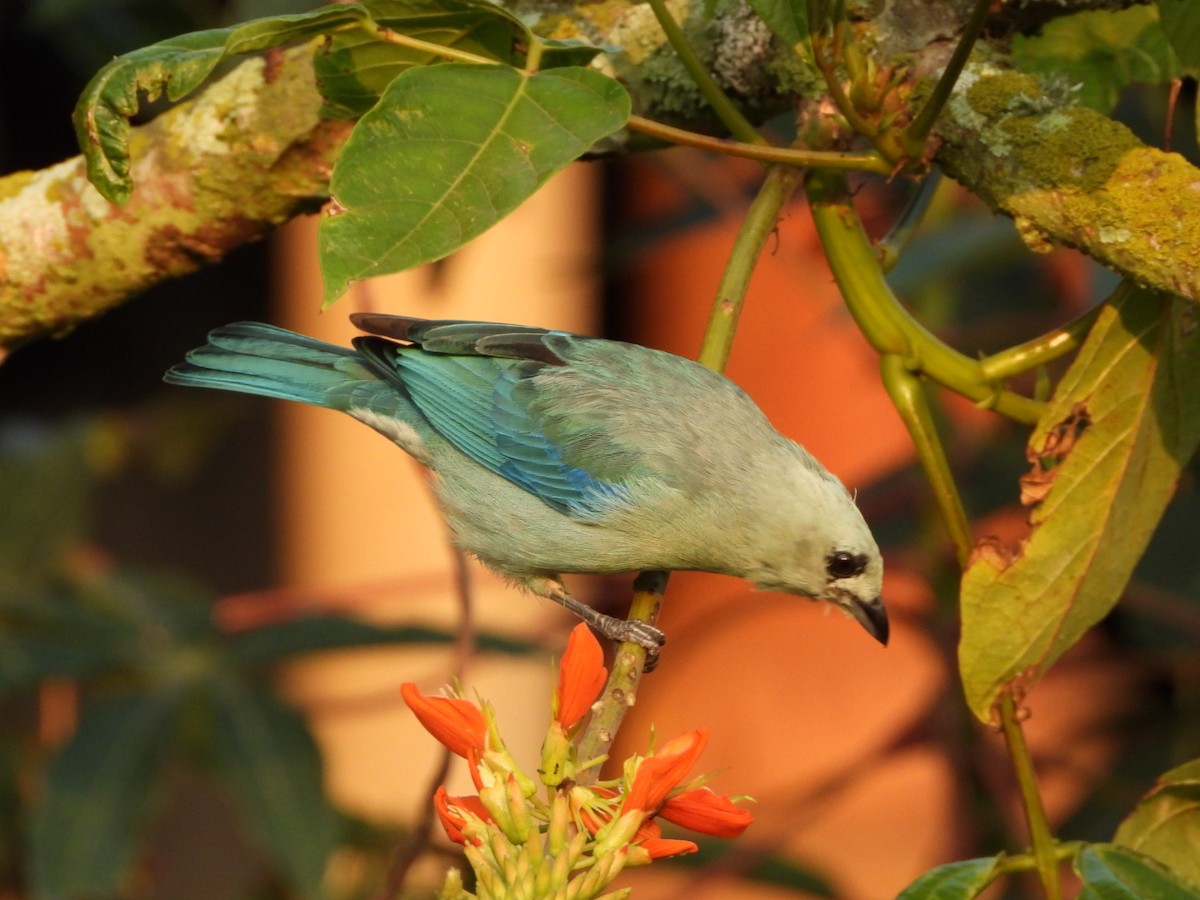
[744,459,887,645]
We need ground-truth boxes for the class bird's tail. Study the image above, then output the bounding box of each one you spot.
[164,322,383,409]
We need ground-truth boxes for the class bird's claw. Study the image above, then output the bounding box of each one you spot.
[592,614,665,670]
[539,579,665,669]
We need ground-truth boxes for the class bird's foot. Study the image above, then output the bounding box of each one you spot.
[536,577,666,665]
[589,612,665,672]
[591,613,666,654]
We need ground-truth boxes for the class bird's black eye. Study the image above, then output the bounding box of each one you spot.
[827,551,867,580]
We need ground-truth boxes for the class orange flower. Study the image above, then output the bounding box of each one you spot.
[571,785,620,835]
[638,838,699,860]
[555,623,607,729]
[624,728,710,814]
[659,787,753,838]
[400,682,487,759]
[434,786,492,845]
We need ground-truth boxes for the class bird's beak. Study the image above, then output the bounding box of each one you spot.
[848,595,889,645]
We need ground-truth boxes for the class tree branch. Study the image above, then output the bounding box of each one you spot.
[3,2,1197,353]
[934,65,1200,303]
[0,44,347,352]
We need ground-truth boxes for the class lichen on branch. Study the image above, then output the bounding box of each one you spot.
[0,44,348,351]
[935,64,1200,302]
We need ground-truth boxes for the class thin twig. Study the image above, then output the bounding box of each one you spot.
[902,0,991,157]
[644,0,765,146]
[374,475,477,899]
[625,115,892,174]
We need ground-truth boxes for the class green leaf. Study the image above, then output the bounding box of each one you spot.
[318,62,630,304]
[93,568,216,646]
[226,615,538,668]
[30,690,182,899]
[208,679,340,895]
[74,4,371,202]
[896,856,1004,899]
[535,37,607,70]
[1075,844,1200,898]
[1012,6,1176,112]
[0,422,94,584]
[959,285,1200,721]
[0,596,136,693]
[314,0,525,118]
[1158,0,1200,75]
[1114,759,1200,887]
[747,0,808,49]
[0,570,215,694]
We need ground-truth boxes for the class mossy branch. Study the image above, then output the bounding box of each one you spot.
[0,44,347,353]
[935,66,1200,303]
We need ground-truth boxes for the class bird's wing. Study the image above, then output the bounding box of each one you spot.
[351,316,642,520]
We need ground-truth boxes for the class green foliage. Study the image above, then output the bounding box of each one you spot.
[314,0,544,117]
[1074,844,1200,898]
[1012,5,1176,112]
[896,843,1200,898]
[207,678,341,894]
[0,418,535,897]
[959,285,1200,722]
[1115,758,1200,888]
[745,0,809,51]
[896,855,1004,899]
[30,690,183,899]
[1157,0,1200,76]
[0,423,95,583]
[318,63,630,303]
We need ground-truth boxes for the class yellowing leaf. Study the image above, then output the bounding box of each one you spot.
[1074,844,1200,898]
[1115,758,1200,888]
[959,284,1200,721]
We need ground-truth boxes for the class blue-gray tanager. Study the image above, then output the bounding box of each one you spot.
[165,314,887,649]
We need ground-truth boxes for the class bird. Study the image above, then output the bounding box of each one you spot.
[164,313,887,650]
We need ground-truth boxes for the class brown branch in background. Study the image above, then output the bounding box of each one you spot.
[373,472,478,900]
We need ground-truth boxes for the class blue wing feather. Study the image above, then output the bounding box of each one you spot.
[354,332,630,520]
[395,354,508,473]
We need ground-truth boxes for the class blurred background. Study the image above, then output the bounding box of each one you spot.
[2,1,1199,898]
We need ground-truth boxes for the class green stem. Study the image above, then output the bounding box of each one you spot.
[903,0,991,157]
[999,692,1063,900]
[880,356,973,566]
[980,305,1103,381]
[577,166,800,780]
[812,20,879,141]
[644,0,765,146]
[576,571,667,782]
[366,23,496,66]
[626,115,893,174]
[981,842,1082,885]
[805,169,1045,425]
[876,172,941,272]
[699,166,803,368]
[524,35,544,72]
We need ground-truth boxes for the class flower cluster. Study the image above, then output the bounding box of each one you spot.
[401,624,753,900]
